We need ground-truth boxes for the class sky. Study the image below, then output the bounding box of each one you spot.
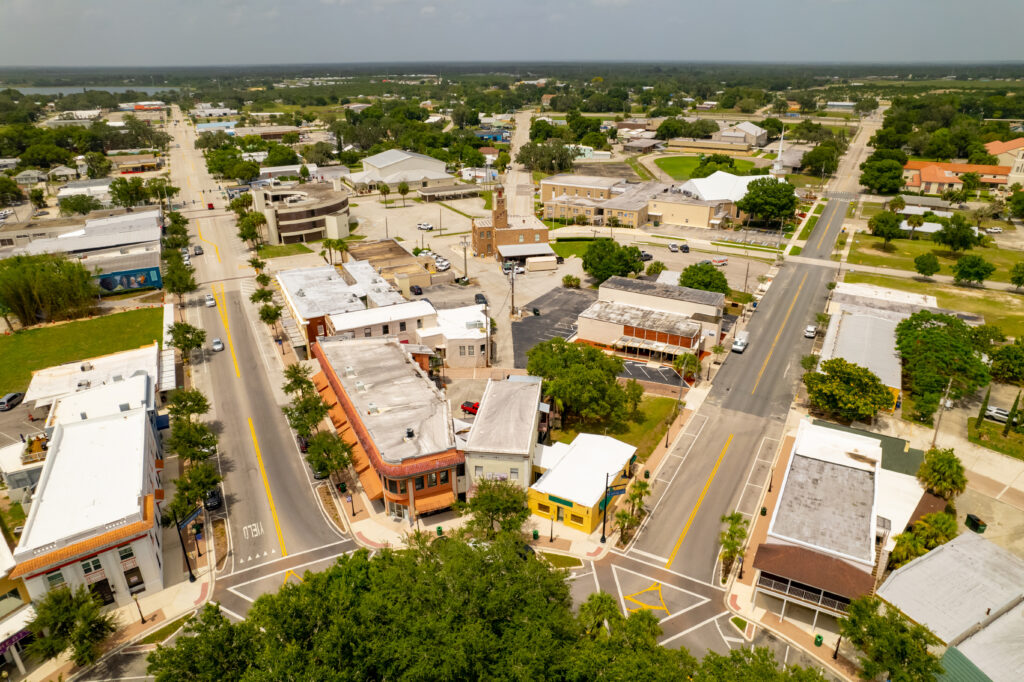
[1,0,1022,67]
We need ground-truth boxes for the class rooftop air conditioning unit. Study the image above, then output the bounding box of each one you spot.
[355,381,366,392]
[344,365,356,377]
[81,362,93,372]
[367,402,379,415]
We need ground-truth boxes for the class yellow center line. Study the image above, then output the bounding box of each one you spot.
[815,201,842,251]
[665,434,734,569]
[750,272,809,395]
[249,418,288,557]
[195,217,222,263]
[214,283,241,378]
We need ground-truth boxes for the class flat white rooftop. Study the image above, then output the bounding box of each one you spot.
[328,300,436,332]
[531,433,636,508]
[341,260,407,307]
[24,344,160,409]
[45,372,152,430]
[15,408,148,559]
[419,304,487,342]
[277,266,365,323]
[465,379,542,456]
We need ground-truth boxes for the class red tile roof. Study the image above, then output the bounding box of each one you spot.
[904,160,1010,175]
[984,138,1024,156]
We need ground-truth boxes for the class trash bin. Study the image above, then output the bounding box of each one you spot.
[966,513,987,533]
[337,482,347,493]
[533,308,541,316]
[436,526,443,537]
[532,529,539,541]
[760,506,767,516]
[814,634,823,647]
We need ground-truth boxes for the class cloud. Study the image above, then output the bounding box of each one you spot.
[421,5,436,15]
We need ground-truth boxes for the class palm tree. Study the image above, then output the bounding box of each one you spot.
[256,272,271,287]
[378,182,390,207]
[614,509,635,542]
[673,352,701,384]
[916,447,966,501]
[628,479,651,518]
[249,288,274,305]
[0,301,14,333]
[259,303,283,341]
[887,195,906,214]
[906,214,925,240]
[249,257,266,272]
[397,181,410,207]
[247,212,268,246]
[577,591,621,639]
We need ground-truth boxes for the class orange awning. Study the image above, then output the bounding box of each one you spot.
[312,371,329,392]
[414,490,455,515]
[358,467,383,500]
[328,404,347,429]
[350,439,370,473]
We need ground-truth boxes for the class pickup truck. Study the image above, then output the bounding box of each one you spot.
[461,401,480,415]
[731,331,750,353]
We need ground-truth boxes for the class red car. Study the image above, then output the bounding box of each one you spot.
[461,401,480,415]
[207,202,214,210]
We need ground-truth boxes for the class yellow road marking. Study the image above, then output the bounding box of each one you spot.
[213,284,241,378]
[196,217,221,263]
[665,434,733,569]
[815,201,842,251]
[623,582,669,613]
[750,272,809,395]
[249,417,288,557]
[282,570,303,587]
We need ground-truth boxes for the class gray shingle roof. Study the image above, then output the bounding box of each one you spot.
[601,276,725,308]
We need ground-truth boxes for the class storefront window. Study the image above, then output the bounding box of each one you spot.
[415,476,424,491]
[428,472,437,487]
[439,470,449,485]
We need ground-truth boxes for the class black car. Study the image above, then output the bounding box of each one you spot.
[0,392,24,411]
[474,293,487,305]
[296,435,309,453]
[204,485,223,510]
[410,285,423,295]
[640,251,654,262]
[680,244,690,253]
[555,256,565,264]
[194,245,204,256]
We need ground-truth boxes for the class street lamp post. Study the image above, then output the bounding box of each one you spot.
[600,472,610,544]
[133,594,147,624]
[171,509,197,583]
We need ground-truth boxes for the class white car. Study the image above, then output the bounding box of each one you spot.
[204,294,216,308]
[514,266,525,275]
[211,338,225,352]
[985,227,1003,234]
[804,325,817,338]
[436,261,451,272]
[417,223,434,231]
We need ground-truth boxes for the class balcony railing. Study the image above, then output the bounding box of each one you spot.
[758,574,850,614]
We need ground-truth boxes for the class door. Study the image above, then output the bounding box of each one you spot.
[556,506,564,522]
[90,579,115,606]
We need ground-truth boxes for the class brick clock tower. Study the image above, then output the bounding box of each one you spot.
[492,184,509,228]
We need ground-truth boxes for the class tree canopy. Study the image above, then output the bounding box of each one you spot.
[456,478,531,540]
[527,337,627,423]
[736,177,797,226]
[868,211,903,247]
[679,262,730,295]
[931,214,981,253]
[580,239,644,284]
[0,253,98,326]
[839,596,943,682]
[27,585,118,667]
[951,254,995,285]
[859,159,905,194]
[802,358,895,423]
[916,447,966,501]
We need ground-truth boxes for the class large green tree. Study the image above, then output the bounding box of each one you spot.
[802,358,895,423]
[859,159,905,194]
[736,177,797,226]
[0,175,24,207]
[167,321,206,364]
[931,214,981,253]
[679,262,730,295]
[868,210,903,248]
[580,239,643,284]
[109,176,149,208]
[952,254,995,285]
[839,596,942,682]
[27,585,118,667]
[0,253,98,325]
[526,337,627,423]
[1010,262,1024,289]
[58,194,103,215]
[913,252,940,278]
[991,339,1024,385]
[457,478,531,540]
[916,447,967,501]
[304,431,353,480]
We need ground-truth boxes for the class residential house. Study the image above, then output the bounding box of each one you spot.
[0,159,18,171]
[47,165,77,182]
[478,147,499,165]
[13,170,45,186]
[902,161,1010,194]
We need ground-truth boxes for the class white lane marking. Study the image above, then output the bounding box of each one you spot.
[660,611,729,646]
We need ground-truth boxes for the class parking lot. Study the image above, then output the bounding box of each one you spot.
[510,288,597,368]
[620,360,681,387]
[0,398,44,449]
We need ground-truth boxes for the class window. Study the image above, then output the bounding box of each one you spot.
[399,321,406,332]
[468,345,475,356]
[417,319,423,329]
[317,324,324,336]
[570,514,584,525]
[382,324,389,335]
[46,571,65,590]
[510,468,519,481]
[518,235,524,243]
[400,480,407,494]
[537,503,550,514]
[440,470,449,485]
[428,472,437,487]
[459,345,466,356]
[118,546,135,562]
[474,466,483,478]
[414,476,424,491]
[480,344,486,354]
[388,479,398,494]
[81,557,103,575]
[0,587,22,619]
[363,327,371,337]
[535,233,540,241]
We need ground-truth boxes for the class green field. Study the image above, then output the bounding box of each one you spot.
[626,157,654,181]
[551,239,595,259]
[785,173,822,188]
[969,418,1024,462]
[843,272,1024,337]
[654,156,755,181]
[859,202,886,219]
[552,396,677,462]
[257,243,313,258]
[798,215,819,241]
[848,233,1022,283]
[0,308,164,393]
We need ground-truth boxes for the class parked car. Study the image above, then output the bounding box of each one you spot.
[194,245,204,255]
[32,210,49,217]
[474,293,487,305]
[410,285,423,295]
[436,261,451,272]
[986,406,1020,425]
[296,435,309,452]
[804,325,817,339]
[310,462,329,480]
[204,485,223,510]
[0,392,24,411]
[205,294,216,308]
[985,227,1003,234]
[417,222,434,231]
[212,338,225,352]
[698,259,712,266]
[681,244,690,253]
[207,203,214,210]
[514,266,525,275]
[461,401,480,415]
[640,251,654,262]
[668,243,679,253]
[555,255,565,264]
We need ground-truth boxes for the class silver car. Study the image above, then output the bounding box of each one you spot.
[212,338,225,352]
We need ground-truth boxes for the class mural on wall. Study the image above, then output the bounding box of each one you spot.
[97,267,162,293]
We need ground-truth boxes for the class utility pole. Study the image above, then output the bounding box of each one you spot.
[172,509,197,583]
[510,266,516,317]
[384,216,389,240]
[743,260,750,293]
[600,471,610,543]
[931,376,955,448]
[460,236,470,282]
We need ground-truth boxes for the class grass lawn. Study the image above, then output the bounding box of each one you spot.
[654,156,755,181]
[969,418,1024,461]
[843,272,1024,337]
[257,243,313,258]
[798,215,819,241]
[481,190,493,211]
[860,202,885,219]
[552,396,677,463]
[790,246,803,256]
[1,502,25,537]
[0,308,164,393]
[551,239,595,259]
[626,157,653,181]
[532,170,550,184]
[848,233,1020,283]
[786,173,821,188]
[813,203,825,215]
[139,613,194,645]
[541,552,583,569]
[731,616,747,632]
